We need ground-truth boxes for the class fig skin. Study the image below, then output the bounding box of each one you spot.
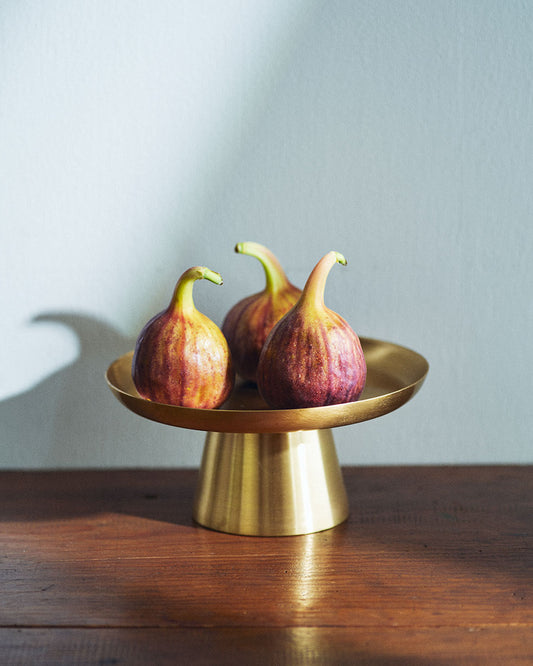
[222,242,301,383]
[132,266,234,409]
[257,251,366,409]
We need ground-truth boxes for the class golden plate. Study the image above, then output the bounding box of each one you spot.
[106,337,429,435]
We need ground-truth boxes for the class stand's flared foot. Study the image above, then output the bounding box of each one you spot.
[192,428,349,536]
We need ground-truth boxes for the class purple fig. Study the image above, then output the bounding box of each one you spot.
[257,251,366,409]
[132,266,234,409]
[222,242,301,382]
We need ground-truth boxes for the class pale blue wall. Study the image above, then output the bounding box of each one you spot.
[1,1,532,467]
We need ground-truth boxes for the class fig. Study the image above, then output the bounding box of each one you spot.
[257,251,366,409]
[221,242,301,382]
[132,266,234,409]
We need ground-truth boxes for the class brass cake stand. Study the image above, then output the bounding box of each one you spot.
[106,338,428,536]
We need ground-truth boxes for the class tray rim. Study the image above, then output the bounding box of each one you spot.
[105,337,429,433]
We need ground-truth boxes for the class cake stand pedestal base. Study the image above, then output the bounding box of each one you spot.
[193,429,349,536]
[106,338,429,537]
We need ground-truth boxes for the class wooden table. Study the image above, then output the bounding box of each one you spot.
[1,466,532,664]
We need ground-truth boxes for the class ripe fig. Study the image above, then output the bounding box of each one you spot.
[257,251,366,409]
[221,242,301,382]
[132,266,234,409]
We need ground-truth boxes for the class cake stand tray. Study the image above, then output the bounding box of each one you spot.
[106,337,428,536]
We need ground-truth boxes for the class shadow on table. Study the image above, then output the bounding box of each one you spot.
[1,467,531,664]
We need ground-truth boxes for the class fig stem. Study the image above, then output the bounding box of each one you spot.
[301,251,347,309]
[235,241,291,294]
[171,266,222,313]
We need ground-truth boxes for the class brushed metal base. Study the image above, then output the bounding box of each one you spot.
[106,339,429,537]
[192,428,349,536]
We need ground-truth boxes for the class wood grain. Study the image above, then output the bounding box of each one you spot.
[2,627,533,666]
[0,466,532,663]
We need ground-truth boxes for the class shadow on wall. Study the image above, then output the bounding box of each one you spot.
[0,312,203,469]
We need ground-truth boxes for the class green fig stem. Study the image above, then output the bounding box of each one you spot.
[170,266,222,314]
[301,251,347,310]
[235,241,291,294]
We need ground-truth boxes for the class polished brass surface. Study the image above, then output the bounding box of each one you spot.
[193,429,348,536]
[106,338,429,433]
[106,337,428,536]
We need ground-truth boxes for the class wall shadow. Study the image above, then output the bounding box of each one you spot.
[0,311,203,468]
